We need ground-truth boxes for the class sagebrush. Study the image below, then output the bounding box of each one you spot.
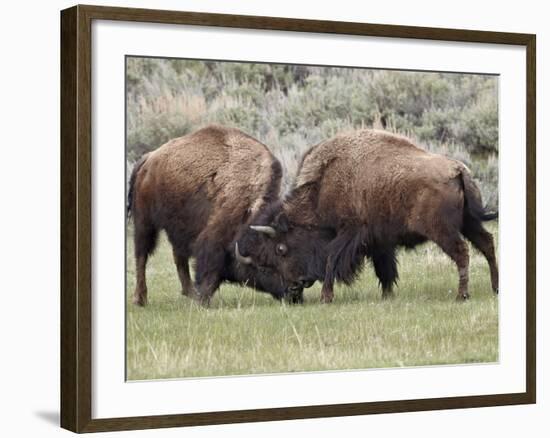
[126,58,498,209]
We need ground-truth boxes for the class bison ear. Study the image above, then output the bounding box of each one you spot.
[273,211,290,233]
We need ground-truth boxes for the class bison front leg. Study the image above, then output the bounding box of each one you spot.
[172,248,195,297]
[193,241,224,306]
[320,227,366,303]
[195,274,222,307]
[320,282,334,303]
[372,248,398,300]
[321,255,336,303]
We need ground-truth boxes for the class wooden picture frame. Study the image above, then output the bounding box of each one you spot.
[60,4,536,433]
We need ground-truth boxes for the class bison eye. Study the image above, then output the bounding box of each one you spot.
[276,243,288,256]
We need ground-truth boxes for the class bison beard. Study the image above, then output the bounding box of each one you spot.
[238,129,499,302]
[127,125,302,306]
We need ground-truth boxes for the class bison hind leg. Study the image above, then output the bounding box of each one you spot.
[432,231,470,301]
[462,216,499,294]
[133,219,159,306]
[371,248,399,299]
[410,190,470,300]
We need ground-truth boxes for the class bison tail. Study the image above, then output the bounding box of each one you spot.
[459,167,498,223]
[481,211,498,221]
[127,153,150,220]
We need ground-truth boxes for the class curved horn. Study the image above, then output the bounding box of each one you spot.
[234,242,252,265]
[250,225,276,238]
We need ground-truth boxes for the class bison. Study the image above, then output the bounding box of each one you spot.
[127,125,301,306]
[235,129,499,302]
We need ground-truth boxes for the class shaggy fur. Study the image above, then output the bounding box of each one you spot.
[127,125,295,306]
[237,129,499,302]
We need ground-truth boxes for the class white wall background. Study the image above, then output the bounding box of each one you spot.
[0,0,545,437]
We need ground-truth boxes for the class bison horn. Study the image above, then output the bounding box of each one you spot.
[250,225,276,238]
[235,242,252,265]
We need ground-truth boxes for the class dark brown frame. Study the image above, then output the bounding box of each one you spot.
[61,4,536,433]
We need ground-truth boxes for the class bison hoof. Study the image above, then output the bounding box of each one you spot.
[456,293,470,301]
[132,296,147,306]
[181,288,196,298]
[320,294,334,304]
[187,289,209,307]
[196,294,211,308]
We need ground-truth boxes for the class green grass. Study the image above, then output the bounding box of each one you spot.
[126,222,499,380]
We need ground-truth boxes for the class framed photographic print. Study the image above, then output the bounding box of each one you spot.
[60,4,536,433]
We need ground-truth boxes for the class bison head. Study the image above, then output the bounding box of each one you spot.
[234,204,334,298]
[228,257,303,303]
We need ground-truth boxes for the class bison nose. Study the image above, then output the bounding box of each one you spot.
[298,276,315,288]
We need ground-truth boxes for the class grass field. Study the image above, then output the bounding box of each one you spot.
[126,222,499,381]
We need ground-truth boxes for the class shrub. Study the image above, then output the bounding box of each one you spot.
[126,57,498,206]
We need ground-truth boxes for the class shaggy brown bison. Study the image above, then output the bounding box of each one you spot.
[236,129,499,302]
[127,125,300,306]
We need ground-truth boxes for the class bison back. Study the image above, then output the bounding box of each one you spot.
[132,125,282,248]
[292,129,467,234]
